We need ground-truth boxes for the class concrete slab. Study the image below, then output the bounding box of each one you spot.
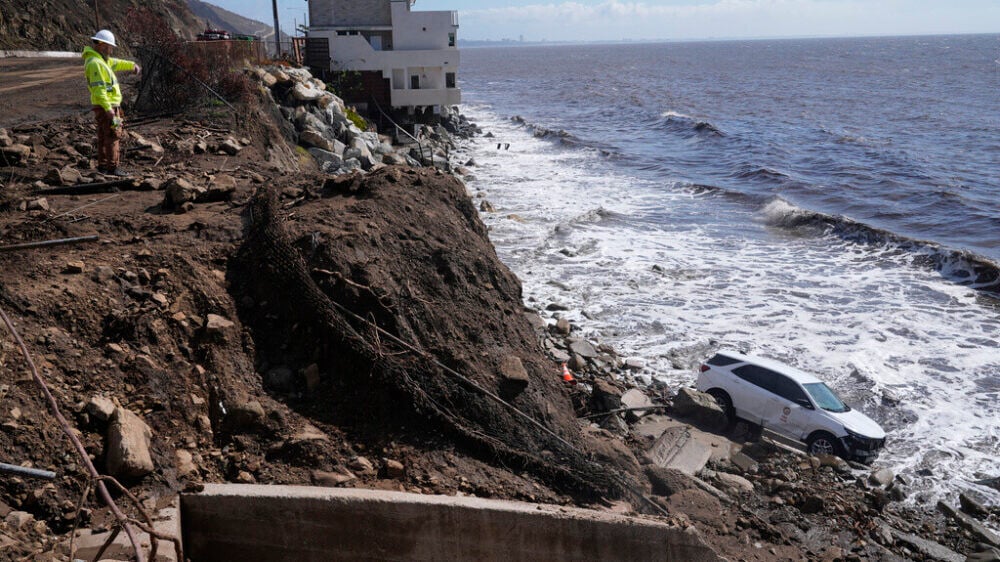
[634,415,734,464]
[181,484,725,562]
[646,426,712,476]
[67,501,180,561]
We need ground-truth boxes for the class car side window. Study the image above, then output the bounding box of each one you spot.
[773,376,810,405]
[732,365,772,390]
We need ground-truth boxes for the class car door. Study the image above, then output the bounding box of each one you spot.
[729,365,774,424]
[761,375,815,440]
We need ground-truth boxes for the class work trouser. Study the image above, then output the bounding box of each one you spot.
[93,106,123,170]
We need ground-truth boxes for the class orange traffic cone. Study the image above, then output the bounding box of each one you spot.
[561,363,576,385]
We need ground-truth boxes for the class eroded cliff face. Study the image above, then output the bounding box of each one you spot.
[0,0,199,51]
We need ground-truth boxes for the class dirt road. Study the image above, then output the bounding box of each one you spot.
[0,57,89,127]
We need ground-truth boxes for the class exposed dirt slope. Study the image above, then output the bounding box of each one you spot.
[0,0,200,51]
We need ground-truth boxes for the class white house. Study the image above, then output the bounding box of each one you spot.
[305,0,460,112]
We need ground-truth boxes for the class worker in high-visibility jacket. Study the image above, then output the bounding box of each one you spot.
[83,30,140,176]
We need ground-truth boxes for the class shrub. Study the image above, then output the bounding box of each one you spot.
[124,8,254,113]
[344,107,367,131]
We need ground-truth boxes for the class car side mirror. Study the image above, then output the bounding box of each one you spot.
[797,399,814,409]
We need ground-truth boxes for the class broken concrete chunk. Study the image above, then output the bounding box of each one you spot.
[105,407,154,479]
[620,389,654,422]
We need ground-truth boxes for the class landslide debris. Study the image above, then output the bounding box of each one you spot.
[229,167,641,501]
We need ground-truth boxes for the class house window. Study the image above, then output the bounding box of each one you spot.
[410,75,420,89]
[446,72,456,88]
[448,33,456,47]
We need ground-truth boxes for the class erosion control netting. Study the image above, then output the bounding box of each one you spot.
[230,170,634,502]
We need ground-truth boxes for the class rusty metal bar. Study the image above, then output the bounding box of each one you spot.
[0,235,99,253]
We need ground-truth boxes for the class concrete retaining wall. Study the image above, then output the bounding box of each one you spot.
[181,484,724,562]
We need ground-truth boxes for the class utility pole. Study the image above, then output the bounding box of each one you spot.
[271,0,281,57]
[94,0,101,29]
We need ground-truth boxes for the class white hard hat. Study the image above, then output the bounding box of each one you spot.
[91,30,117,47]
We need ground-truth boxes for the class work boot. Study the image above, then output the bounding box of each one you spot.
[102,168,131,177]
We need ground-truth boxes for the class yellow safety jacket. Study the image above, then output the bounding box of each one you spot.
[82,46,136,111]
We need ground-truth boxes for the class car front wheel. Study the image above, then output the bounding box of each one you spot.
[807,431,845,457]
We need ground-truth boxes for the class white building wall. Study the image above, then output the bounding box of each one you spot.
[390,1,458,50]
[308,0,461,108]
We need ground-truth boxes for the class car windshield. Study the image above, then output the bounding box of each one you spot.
[803,383,850,413]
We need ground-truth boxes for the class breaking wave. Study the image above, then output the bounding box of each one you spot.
[658,110,725,137]
[759,199,1000,294]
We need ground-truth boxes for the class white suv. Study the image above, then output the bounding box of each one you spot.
[695,351,886,463]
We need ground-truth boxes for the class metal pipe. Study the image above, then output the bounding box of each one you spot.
[0,462,56,480]
[0,235,100,253]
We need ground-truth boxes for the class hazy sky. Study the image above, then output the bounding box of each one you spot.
[211,0,1000,42]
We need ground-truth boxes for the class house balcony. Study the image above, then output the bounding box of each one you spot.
[391,87,462,108]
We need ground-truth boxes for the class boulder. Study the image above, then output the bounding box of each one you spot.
[620,389,654,422]
[219,138,242,156]
[590,379,622,413]
[498,355,529,399]
[960,492,990,518]
[291,82,324,102]
[890,528,965,562]
[869,467,894,488]
[175,449,197,476]
[164,178,205,206]
[254,68,277,88]
[25,197,49,211]
[65,260,85,274]
[348,456,375,475]
[131,133,164,155]
[381,152,408,166]
[45,166,82,186]
[205,314,236,337]
[204,174,237,201]
[300,129,336,153]
[671,387,727,429]
[0,144,31,164]
[309,148,345,173]
[312,469,356,487]
[223,400,266,433]
[817,454,852,474]
[568,338,598,359]
[714,472,755,495]
[0,128,11,147]
[86,396,116,422]
[105,407,154,478]
[384,459,405,479]
[938,501,1000,547]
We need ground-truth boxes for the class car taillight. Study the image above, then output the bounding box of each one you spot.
[700,365,710,372]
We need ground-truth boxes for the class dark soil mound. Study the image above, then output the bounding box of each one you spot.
[230,166,642,502]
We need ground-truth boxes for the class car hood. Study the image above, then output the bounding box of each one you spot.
[827,408,886,439]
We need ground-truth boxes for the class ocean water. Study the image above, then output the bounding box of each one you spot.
[455,35,1000,506]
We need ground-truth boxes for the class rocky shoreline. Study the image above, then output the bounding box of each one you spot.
[0,61,998,560]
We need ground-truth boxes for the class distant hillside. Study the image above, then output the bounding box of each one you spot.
[0,0,201,51]
[186,0,291,46]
